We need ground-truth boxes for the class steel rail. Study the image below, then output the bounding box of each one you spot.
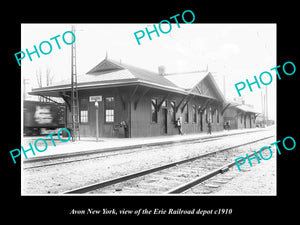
[24,136,224,170]
[24,128,271,169]
[62,135,274,194]
[166,146,272,194]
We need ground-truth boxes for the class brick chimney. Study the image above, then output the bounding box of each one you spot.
[158,65,166,75]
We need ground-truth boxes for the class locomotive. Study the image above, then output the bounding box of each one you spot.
[23,100,66,136]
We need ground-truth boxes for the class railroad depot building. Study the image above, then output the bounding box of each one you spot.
[29,58,258,138]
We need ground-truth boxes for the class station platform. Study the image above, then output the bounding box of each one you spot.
[22,126,275,162]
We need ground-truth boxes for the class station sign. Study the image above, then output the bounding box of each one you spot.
[89,95,102,102]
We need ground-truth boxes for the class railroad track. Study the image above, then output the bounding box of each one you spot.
[23,128,272,170]
[62,135,275,194]
[23,136,224,170]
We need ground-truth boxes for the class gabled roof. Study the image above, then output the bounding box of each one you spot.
[203,73,226,102]
[163,71,209,90]
[225,100,260,114]
[105,59,179,88]
[50,69,136,86]
[31,58,181,95]
[29,58,226,102]
[234,104,259,114]
[164,71,225,102]
[87,59,125,74]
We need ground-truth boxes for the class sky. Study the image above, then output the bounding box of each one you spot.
[21,23,276,120]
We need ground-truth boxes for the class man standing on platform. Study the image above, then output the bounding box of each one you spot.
[208,120,212,135]
[176,117,183,135]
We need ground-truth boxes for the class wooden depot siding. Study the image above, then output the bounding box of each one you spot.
[129,88,225,137]
[60,84,257,139]
[66,87,131,138]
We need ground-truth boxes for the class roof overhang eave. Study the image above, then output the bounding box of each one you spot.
[29,78,222,100]
[29,78,187,96]
[29,79,140,96]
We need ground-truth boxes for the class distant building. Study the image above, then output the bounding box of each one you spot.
[223,103,258,130]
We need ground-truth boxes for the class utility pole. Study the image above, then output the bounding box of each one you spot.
[71,25,80,141]
[261,90,264,126]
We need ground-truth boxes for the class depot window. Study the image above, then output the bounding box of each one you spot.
[105,97,114,123]
[105,109,114,122]
[80,98,89,123]
[80,110,88,123]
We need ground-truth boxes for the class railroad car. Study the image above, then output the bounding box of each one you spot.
[23,100,66,136]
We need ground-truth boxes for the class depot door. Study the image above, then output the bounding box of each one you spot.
[199,112,203,132]
[249,115,252,128]
[162,108,167,134]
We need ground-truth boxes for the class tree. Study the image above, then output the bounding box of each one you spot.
[35,67,54,102]
[46,67,54,87]
[35,68,43,102]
